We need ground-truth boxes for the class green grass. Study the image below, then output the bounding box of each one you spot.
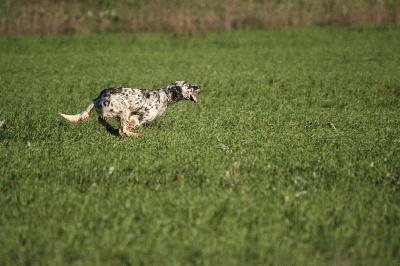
[1,26,400,265]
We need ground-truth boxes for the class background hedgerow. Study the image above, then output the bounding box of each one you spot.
[1,0,400,35]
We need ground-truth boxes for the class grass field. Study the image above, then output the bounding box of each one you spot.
[1,26,400,265]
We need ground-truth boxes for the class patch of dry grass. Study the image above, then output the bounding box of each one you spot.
[1,0,399,35]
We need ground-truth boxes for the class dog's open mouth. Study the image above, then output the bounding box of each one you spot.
[189,94,198,103]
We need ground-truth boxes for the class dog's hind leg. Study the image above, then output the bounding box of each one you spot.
[98,117,119,136]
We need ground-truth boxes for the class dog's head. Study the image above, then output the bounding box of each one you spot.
[172,81,201,103]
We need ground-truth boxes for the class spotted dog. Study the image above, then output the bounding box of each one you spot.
[59,81,201,138]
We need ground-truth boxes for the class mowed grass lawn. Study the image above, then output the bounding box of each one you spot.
[0,26,399,265]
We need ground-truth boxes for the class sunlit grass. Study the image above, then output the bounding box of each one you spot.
[0,26,399,265]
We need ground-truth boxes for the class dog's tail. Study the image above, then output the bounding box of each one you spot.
[59,101,95,123]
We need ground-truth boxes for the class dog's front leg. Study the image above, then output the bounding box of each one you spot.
[119,116,143,138]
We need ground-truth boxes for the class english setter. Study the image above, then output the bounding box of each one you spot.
[59,81,201,138]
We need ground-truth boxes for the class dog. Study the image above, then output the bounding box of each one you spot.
[59,81,201,138]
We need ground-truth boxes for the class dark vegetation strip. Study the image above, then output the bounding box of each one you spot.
[1,0,400,35]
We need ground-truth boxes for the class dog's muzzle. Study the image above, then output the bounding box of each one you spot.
[189,86,201,103]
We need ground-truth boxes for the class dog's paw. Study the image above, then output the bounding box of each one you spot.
[125,132,143,138]
[133,133,144,139]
